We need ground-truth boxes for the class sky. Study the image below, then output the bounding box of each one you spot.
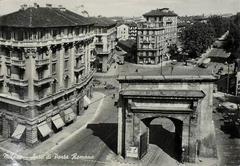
[0,0,239,17]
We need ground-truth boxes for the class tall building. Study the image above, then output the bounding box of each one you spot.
[136,8,178,64]
[90,17,117,72]
[0,4,95,145]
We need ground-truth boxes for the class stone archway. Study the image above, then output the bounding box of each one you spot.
[117,89,205,163]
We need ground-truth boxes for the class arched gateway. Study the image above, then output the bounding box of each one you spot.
[117,73,217,163]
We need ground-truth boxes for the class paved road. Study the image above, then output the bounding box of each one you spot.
[213,98,240,166]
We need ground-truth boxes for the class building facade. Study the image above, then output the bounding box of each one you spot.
[136,8,178,64]
[117,24,129,41]
[0,4,95,146]
[90,17,117,73]
[126,22,137,40]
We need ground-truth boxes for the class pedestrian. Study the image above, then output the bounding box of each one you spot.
[112,93,115,99]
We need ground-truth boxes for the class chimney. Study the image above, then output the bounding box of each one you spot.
[20,4,28,10]
[58,5,66,11]
[33,3,39,8]
[46,4,52,8]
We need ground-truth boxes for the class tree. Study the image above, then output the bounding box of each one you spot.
[168,44,179,60]
[179,22,215,58]
[208,15,230,38]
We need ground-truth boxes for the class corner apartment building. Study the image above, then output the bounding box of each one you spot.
[136,8,178,64]
[0,4,95,145]
[90,17,117,73]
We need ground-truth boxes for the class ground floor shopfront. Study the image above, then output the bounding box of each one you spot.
[0,83,93,146]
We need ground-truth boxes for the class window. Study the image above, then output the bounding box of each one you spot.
[52,80,57,94]
[52,63,56,74]
[64,60,68,69]
[7,66,11,76]
[38,71,44,80]
[64,77,69,88]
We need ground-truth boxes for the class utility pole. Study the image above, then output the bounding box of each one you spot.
[226,61,230,94]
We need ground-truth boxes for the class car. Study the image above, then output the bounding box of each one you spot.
[93,79,101,86]
[104,84,116,90]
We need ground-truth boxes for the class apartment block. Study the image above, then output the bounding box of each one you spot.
[90,17,117,72]
[137,8,178,64]
[0,4,95,145]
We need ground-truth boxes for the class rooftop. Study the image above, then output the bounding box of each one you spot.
[120,89,205,99]
[0,5,94,28]
[89,17,116,27]
[143,8,177,17]
[118,65,217,82]
[117,39,136,49]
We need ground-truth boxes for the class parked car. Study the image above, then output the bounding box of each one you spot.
[93,79,101,86]
[104,84,116,90]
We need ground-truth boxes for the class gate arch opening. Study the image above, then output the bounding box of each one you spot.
[141,117,183,161]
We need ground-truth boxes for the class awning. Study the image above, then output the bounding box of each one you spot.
[37,121,52,137]
[51,114,65,129]
[64,108,76,123]
[84,95,91,108]
[11,124,26,140]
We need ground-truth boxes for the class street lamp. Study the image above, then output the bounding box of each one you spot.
[225,61,230,94]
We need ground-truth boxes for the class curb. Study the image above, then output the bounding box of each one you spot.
[0,92,106,160]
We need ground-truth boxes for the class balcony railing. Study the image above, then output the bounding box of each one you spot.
[5,57,10,64]
[90,56,96,62]
[74,65,85,73]
[8,78,28,87]
[0,75,3,82]
[34,77,53,87]
[35,58,50,67]
[138,22,163,29]
[95,40,103,45]
[75,50,85,58]
[11,59,26,67]
[0,33,95,48]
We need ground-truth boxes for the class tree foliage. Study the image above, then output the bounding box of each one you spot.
[208,15,230,38]
[180,22,215,58]
[224,13,240,55]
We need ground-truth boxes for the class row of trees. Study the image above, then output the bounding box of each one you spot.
[170,15,230,60]
[224,13,240,60]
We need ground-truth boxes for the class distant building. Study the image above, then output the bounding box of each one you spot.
[117,39,137,63]
[126,22,138,40]
[90,17,117,73]
[0,4,95,145]
[117,24,129,41]
[136,8,178,64]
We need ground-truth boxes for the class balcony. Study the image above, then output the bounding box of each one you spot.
[8,78,28,87]
[95,40,103,45]
[34,77,53,87]
[5,57,10,64]
[90,56,96,62]
[35,58,50,67]
[74,65,85,73]
[0,33,95,48]
[75,50,85,58]
[0,75,3,82]
[11,59,26,68]
[138,22,163,29]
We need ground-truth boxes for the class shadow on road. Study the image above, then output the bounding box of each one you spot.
[87,123,118,154]
[149,124,181,161]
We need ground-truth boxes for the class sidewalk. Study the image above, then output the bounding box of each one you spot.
[94,62,119,78]
[0,92,105,159]
[131,60,172,68]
